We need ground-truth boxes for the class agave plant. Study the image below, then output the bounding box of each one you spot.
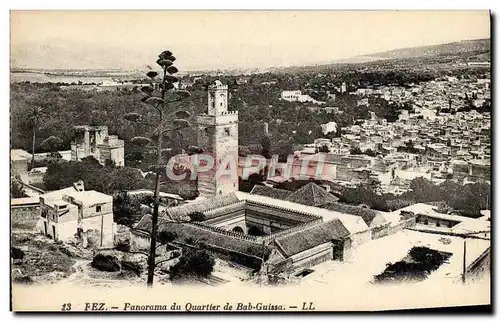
[122,49,204,288]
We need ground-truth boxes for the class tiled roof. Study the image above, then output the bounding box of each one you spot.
[236,192,370,234]
[166,192,240,221]
[275,219,350,257]
[249,185,292,200]
[286,183,339,207]
[322,202,386,227]
[159,221,272,259]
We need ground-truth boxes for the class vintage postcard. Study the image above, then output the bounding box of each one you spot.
[10,10,491,312]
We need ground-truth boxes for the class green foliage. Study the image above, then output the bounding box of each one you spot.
[340,177,490,215]
[115,240,131,252]
[406,177,442,203]
[91,253,121,272]
[318,145,330,153]
[10,83,203,157]
[170,249,215,281]
[40,136,64,152]
[11,246,25,259]
[10,179,27,198]
[365,149,377,157]
[43,159,147,194]
[121,260,143,276]
[373,246,452,284]
[238,173,265,193]
[350,147,363,155]
[261,135,272,159]
[177,188,199,201]
[157,231,178,245]
[113,193,144,227]
[187,212,206,222]
[275,178,326,192]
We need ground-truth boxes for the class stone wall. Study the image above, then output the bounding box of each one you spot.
[349,229,372,248]
[81,213,115,247]
[290,242,334,271]
[371,222,394,240]
[130,229,151,251]
[11,205,41,222]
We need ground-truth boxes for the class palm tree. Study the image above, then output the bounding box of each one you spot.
[27,105,44,168]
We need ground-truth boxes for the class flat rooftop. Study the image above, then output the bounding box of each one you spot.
[69,190,112,205]
[11,197,40,206]
[300,229,490,287]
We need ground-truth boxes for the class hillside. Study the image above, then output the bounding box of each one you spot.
[269,38,490,74]
[363,38,490,60]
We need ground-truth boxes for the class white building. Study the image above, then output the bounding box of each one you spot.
[281,90,325,105]
[321,121,338,135]
[37,181,116,247]
[281,90,302,101]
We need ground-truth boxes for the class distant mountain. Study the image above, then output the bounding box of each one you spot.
[11,38,490,76]
[345,38,490,62]
[268,38,490,74]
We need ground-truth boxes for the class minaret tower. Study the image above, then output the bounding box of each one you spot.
[196,81,239,197]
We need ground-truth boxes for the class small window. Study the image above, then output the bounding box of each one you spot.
[436,221,441,227]
[424,219,428,225]
[96,205,102,213]
[224,128,230,136]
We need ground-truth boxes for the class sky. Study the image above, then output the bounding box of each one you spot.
[10,10,491,71]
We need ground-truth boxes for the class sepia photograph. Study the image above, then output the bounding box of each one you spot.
[9,9,491,312]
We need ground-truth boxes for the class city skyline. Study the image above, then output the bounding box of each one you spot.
[11,10,490,71]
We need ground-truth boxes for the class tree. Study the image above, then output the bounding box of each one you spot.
[11,179,27,198]
[178,188,199,201]
[365,149,377,157]
[188,212,206,222]
[407,177,440,202]
[318,145,330,153]
[238,173,265,193]
[40,136,63,152]
[113,193,143,227]
[169,248,216,282]
[261,135,272,159]
[27,105,44,167]
[123,50,202,288]
[350,147,363,155]
[449,182,490,216]
[43,160,147,194]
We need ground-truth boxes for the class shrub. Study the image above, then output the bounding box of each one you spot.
[121,260,142,276]
[58,247,73,257]
[91,253,121,272]
[170,249,215,281]
[14,276,34,285]
[11,247,24,260]
[115,240,131,252]
[373,246,452,284]
[157,231,177,245]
